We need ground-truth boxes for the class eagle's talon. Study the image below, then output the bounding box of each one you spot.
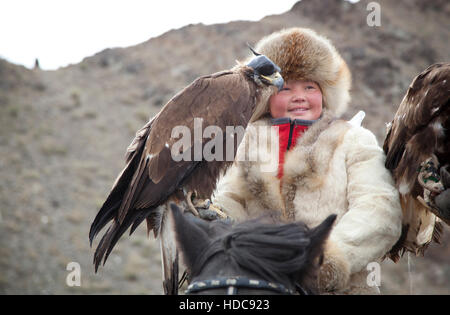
[186,193,229,221]
[418,156,445,193]
[186,191,200,217]
[194,198,211,209]
[197,201,229,221]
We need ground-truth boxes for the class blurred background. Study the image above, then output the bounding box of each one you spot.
[0,0,449,294]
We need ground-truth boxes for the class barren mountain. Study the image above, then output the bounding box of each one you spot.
[1,0,449,294]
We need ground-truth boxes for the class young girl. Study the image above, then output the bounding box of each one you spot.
[212,28,403,294]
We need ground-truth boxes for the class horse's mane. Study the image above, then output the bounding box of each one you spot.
[193,218,314,284]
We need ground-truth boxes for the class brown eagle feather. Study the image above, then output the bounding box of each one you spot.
[384,63,450,261]
[89,64,280,294]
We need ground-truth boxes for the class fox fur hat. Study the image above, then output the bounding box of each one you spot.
[250,27,352,118]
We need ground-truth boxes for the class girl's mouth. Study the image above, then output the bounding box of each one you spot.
[288,107,309,113]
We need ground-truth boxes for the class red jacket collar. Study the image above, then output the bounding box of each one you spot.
[271,117,318,179]
[270,117,318,126]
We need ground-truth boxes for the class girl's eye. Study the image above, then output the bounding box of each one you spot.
[280,87,290,91]
[306,85,316,90]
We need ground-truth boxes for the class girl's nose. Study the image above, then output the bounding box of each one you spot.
[291,92,306,103]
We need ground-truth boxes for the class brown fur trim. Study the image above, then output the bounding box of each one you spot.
[281,113,351,220]
[318,239,351,293]
[250,28,351,118]
[240,163,284,213]
[238,120,285,217]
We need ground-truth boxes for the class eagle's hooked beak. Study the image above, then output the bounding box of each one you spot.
[260,72,284,91]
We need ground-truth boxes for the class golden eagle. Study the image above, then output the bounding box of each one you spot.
[384,63,450,261]
[89,52,284,294]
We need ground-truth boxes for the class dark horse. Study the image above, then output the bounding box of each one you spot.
[170,204,336,295]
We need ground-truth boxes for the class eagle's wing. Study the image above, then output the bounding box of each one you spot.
[383,63,450,261]
[89,68,256,273]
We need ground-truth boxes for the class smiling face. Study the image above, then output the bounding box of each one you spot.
[269,80,323,120]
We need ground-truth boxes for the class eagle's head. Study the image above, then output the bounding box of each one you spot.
[246,48,284,91]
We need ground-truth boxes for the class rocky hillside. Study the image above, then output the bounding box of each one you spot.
[1,0,449,294]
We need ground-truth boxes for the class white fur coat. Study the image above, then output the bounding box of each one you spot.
[212,113,402,294]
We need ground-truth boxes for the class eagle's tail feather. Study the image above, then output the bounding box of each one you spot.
[89,199,121,246]
[89,144,144,245]
[90,118,152,247]
[93,210,141,272]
